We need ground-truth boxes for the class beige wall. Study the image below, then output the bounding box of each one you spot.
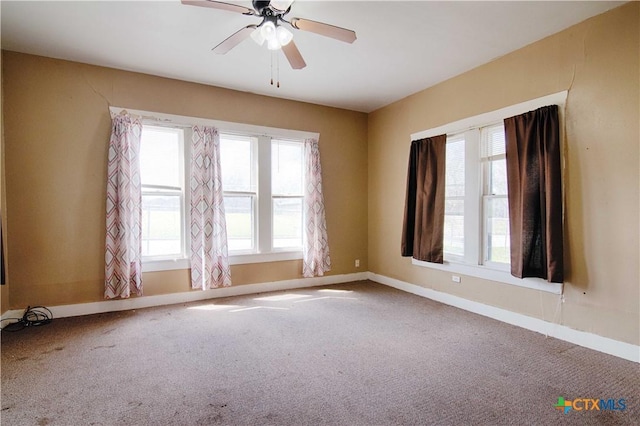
[368,2,639,345]
[2,52,368,309]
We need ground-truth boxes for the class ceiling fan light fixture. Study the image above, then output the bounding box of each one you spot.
[260,21,277,41]
[185,0,355,71]
[267,38,280,50]
[250,27,266,46]
[276,25,293,46]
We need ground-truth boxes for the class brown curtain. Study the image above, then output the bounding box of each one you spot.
[504,105,563,283]
[401,135,447,263]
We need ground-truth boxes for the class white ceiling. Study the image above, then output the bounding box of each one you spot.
[1,1,625,113]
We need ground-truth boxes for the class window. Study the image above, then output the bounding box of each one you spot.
[113,106,318,271]
[442,124,510,269]
[444,134,465,260]
[481,124,510,268]
[220,135,257,253]
[410,91,567,294]
[220,134,304,257]
[271,140,304,250]
[140,126,186,260]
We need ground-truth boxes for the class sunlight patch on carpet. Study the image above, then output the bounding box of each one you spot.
[294,296,358,304]
[230,306,290,312]
[254,294,312,302]
[187,304,243,311]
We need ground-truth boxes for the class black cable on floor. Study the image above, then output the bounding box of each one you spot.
[1,306,53,332]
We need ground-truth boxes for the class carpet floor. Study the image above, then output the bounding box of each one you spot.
[1,280,638,425]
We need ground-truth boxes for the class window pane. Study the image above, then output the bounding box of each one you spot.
[483,125,506,157]
[445,137,465,197]
[221,136,256,193]
[486,197,510,264]
[273,198,303,249]
[444,199,465,257]
[490,158,508,195]
[142,195,182,257]
[444,136,465,258]
[272,140,303,196]
[140,127,182,188]
[224,196,254,251]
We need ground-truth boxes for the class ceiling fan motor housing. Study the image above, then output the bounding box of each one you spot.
[253,1,272,14]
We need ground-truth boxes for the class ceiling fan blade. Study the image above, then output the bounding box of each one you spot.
[213,25,257,54]
[282,41,306,69]
[290,18,356,44]
[181,0,256,15]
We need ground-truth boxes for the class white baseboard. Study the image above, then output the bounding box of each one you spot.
[1,308,25,324]
[1,272,368,324]
[367,272,639,363]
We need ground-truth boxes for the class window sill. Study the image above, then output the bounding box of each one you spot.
[411,258,563,294]
[141,251,303,272]
[142,258,190,273]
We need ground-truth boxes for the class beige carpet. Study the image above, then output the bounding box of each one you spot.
[2,280,638,425]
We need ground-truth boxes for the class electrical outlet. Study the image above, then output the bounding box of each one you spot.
[355,259,360,268]
[451,275,461,283]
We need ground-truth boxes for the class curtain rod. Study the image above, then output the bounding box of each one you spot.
[411,90,568,141]
[108,106,319,141]
[141,117,192,129]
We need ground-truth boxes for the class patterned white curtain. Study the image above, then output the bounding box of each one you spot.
[303,138,331,277]
[190,126,232,290]
[105,112,143,299]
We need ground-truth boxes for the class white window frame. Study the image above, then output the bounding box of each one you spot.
[221,134,305,261]
[139,124,191,273]
[220,134,259,255]
[480,123,510,271]
[109,107,318,271]
[443,133,467,263]
[410,91,567,294]
[270,138,305,252]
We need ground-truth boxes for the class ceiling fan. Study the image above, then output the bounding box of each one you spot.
[182,0,357,70]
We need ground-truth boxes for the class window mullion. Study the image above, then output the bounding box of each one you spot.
[464,129,481,265]
[272,195,304,199]
[257,135,272,253]
[224,190,257,196]
[182,128,190,259]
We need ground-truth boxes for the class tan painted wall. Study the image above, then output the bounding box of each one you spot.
[368,2,639,345]
[2,51,368,308]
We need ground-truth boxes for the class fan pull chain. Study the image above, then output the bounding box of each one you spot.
[270,51,274,86]
[269,51,281,88]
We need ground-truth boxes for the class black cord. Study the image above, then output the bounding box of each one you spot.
[1,305,53,332]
